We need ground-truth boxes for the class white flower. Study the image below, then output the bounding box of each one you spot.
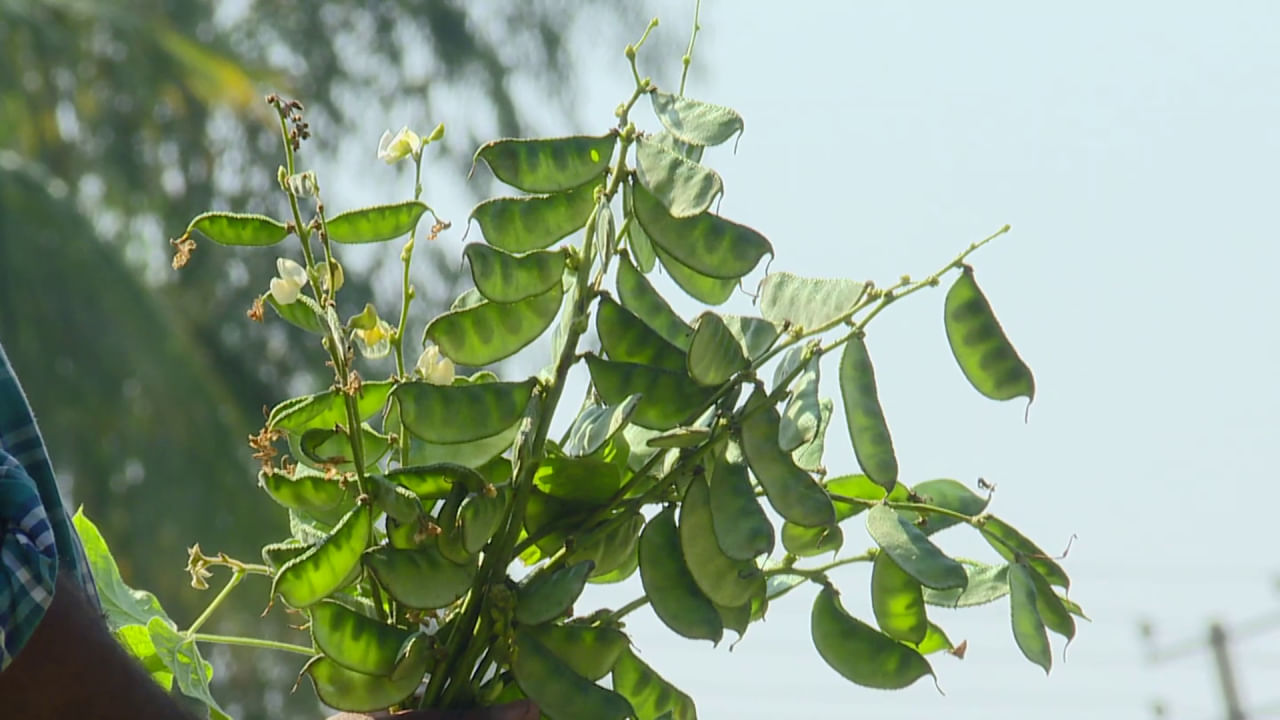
[415,344,455,385]
[269,257,309,305]
[353,319,394,359]
[377,126,423,164]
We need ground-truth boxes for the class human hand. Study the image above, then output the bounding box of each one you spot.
[326,699,539,720]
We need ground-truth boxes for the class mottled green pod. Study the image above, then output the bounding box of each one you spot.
[470,179,600,253]
[944,265,1035,403]
[649,91,745,147]
[686,312,748,386]
[567,512,645,578]
[562,395,641,458]
[309,600,413,676]
[739,391,835,528]
[516,560,595,626]
[302,632,430,712]
[463,244,567,304]
[634,136,723,218]
[386,463,488,499]
[186,211,288,246]
[631,181,770,278]
[1009,563,1052,673]
[615,254,692,349]
[639,507,723,643]
[865,505,966,591]
[259,468,355,526]
[622,184,657,272]
[910,478,990,535]
[611,647,697,720]
[679,476,763,608]
[524,622,629,681]
[923,562,1011,608]
[759,273,867,334]
[325,201,427,244]
[870,551,928,644]
[780,522,842,557]
[474,134,616,193]
[585,354,715,430]
[268,381,394,435]
[596,296,688,372]
[512,628,634,720]
[272,504,372,609]
[707,457,774,560]
[393,379,536,445]
[839,335,898,490]
[460,486,509,554]
[423,281,563,366]
[653,244,737,305]
[267,293,324,333]
[977,514,1070,589]
[363,543,476,609]
[810,585,934,690]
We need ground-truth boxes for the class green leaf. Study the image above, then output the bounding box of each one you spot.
[72,509,172,629]
[870,552,928,644]
[394,379,536,445]
[910,478,990,535]
[923,562,1011,608]
[679,476,763,608]
[424,280,563,366]
[738,391,835,528]
[759,273,868,334]
[811,585,934,690]
[1009,563,1052,673]
[563,395,641,457]
[623,183,658,272]
[708,456,774,560]
[839,335,898,490]
[147,617,231,720]
[632,181,771,278]
[634,135,724,217]
[943,265,1035,402]
[639,506,723,643]
[474,133,617,193]
[267,293,325,334]
[597,296,688,372]
[513,629,634,720]
[653,244,738,305]
[779,354,821,452]
[325,201,427,244]
[977,514,1070,589]
[113,623,173,689]
[267,381,394,435]
[186,211,288,246]
[616,254,692,349]
[865,505,966,590]
[612,647,697,720]
[585,354,716,430]
[470,179,601,252]
[650,91,745,146]
[464,244,567,303]
[685,312,748,386]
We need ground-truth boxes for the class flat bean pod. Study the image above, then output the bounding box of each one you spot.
[309,600,413,676]
[638,507,723,643]
[649,90,745,147]
[363,543,476,610]
[273,504,372,609]
[393,379,536,445]
[596,296,688,372]
[977,514,1070,589]
[622,184,658,272]
[707,456,774,560]
[678,476,763,608]
[634,136,723,218]
[566,512,644,578]
[302,632,430,712]
[780,522,842,557]
[516,560,595,626]
[463,244,567,304]
[686,312,748,386]
[512,628,634,720]
[865,505,966,591]
[839,335,898,490]
[474,134,616,193]
[585,354,715,430]
[387,463,488,499]
[739,391,835,528]
[423,281,563,366]
[810,585,934,690]
[268,381,394,435]
[460,486,509,554]
[910,478,990,535]
[631,181,769,277]
[943,265,1035,402]
[324,201,427,244]
[922,562,1010,608]
[615,254,691,349]
[524,622,629,681]
[186,211,288,246]
[653,244,737,305]
[1008,562,1052,673]
[259,468,355,526]
[870,551,928,644]
[611,647,696,720]
[470,179,600,253]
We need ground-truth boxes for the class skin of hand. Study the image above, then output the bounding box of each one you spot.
[326,701,540,720]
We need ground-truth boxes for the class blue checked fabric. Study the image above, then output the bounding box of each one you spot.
[0,341,98,671]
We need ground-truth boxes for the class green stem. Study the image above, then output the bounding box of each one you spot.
[191,633,314,657]
[678,0,702,96]
[184,570,244,636]
[610,595,650,622]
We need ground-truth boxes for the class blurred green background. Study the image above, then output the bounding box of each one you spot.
[0,2,655,717]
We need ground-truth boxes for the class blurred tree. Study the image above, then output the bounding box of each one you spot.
[0,1,661,717]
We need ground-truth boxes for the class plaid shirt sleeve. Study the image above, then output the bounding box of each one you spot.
[0,341,99,671]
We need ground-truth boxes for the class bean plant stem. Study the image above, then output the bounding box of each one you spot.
[185,570,244,636]
[679,0,702,96]
[190,633,315,657]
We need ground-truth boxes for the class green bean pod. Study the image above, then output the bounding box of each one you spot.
[870,551,928,644]
[678,476,764,609]
[707,455,774,561]
[516,560,595,626]
[611,646,697,720]
[1008,562,1052,673]
[363,543,476,609]
[638,507,723,644]
[810,584,934,690]
[473,133,616,193]
[512,628,634,720]
[309,600,413,676]
[596,296,688,373]
[566,511,645,578]
[838,335,898,490]
[943,265,1035,402]
[739,390,835,528]
[272,504,372,609]
[524,622,629,681]
[302,632,431,712]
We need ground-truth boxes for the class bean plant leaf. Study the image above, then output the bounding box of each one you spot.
[474,134,616,193]
[650,91,745,147]
[865,505,966,590]
[632,181,771,279]
[186,211,288,246]
[759,273,868,334]
[616,254,692,349]
[470,179,600,252]
[72,509,172,629]
[147,617,231,720]
[423,281,564,366]
[394,379,536,445]
[635,135,724,218]
[943,265,1035,403]
[463,244,567,303]
[325,201,427,244]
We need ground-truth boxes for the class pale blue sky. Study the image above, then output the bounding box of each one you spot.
[334,2,1280,718]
